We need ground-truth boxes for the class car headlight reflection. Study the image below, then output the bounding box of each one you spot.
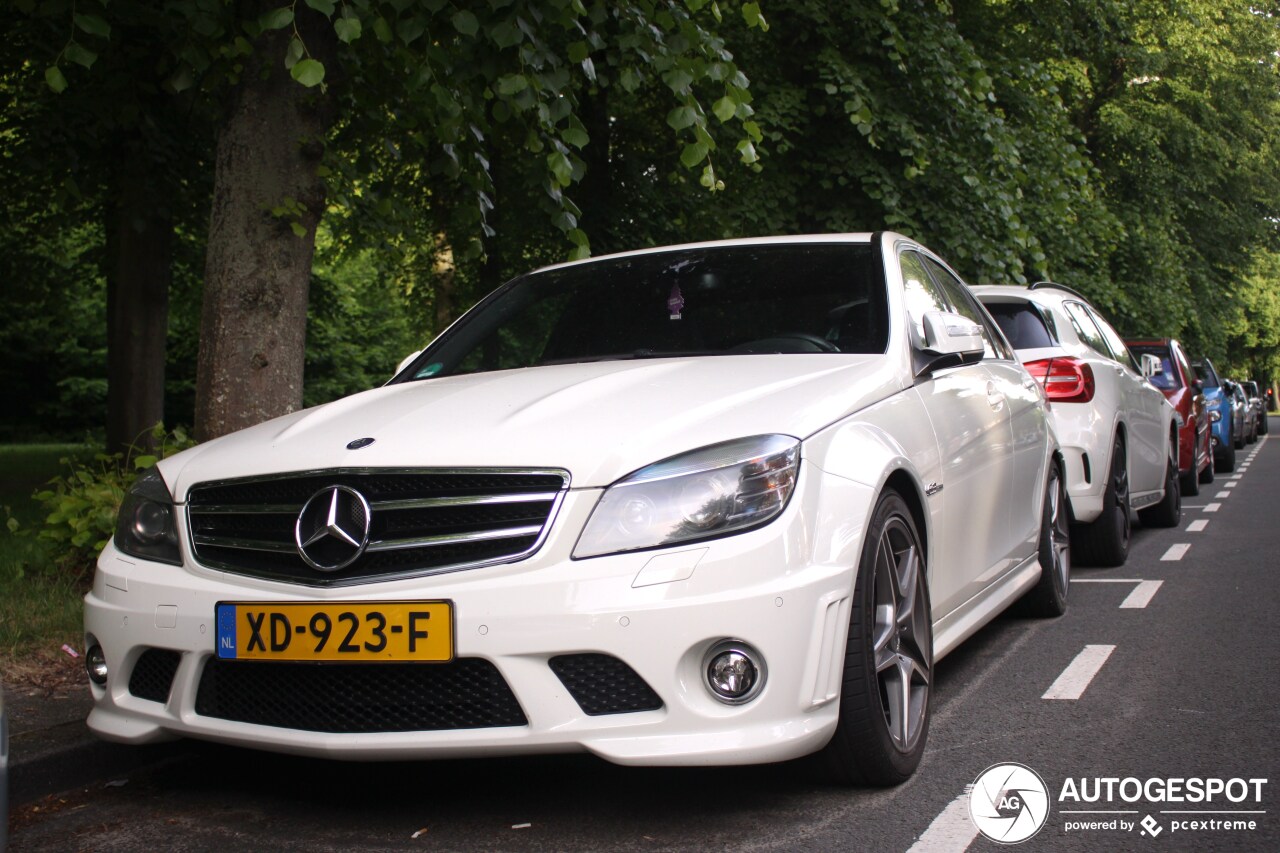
[114,467,182,565]
[573,434,800,558]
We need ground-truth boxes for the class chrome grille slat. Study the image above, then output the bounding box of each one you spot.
[367,525,545,553]
[185,468,569,587]
[193,535,297,554]
[371,492,561,511]
[189,504,302,516]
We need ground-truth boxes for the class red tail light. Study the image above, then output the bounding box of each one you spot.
[1025,357,1095,402]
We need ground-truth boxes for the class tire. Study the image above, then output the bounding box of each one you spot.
[1216,437,1236,473]
[1199,453,1215,484]
[1072,436,1130,567]
[1020,461,1070,617]
[1138,449,1181,528]
[1247,419,1258,444]
[1234,421,1245,450]
[1260,414,1269,436]
[822,491,931,786]
[1181,464,1200,497]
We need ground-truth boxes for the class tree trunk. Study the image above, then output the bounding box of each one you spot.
[106,179,172,456]
[194,2,337,441]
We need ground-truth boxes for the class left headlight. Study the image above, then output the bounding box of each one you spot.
[573,434,801,559]
[114,467,182,565]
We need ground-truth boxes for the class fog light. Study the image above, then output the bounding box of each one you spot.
[86,644,108,685]
[703,640,765,704]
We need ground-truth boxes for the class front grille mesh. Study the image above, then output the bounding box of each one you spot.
[129,648,181,703]
[186,469,568,586]
[549,653,664,715]
[195,658,528,732]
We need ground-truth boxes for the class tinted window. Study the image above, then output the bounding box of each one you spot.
[1063,301,1111,359]
[1087,307,1139,371]
[1193,360,1221,388]
[405,243,888,379]
[899,251,949,345]
[921,257,1004,359]
[1129,343,1180,390]
[984,301,1056,350]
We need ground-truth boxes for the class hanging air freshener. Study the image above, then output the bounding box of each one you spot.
[667,283,685,320]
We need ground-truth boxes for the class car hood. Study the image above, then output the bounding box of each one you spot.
[160,355,904,498]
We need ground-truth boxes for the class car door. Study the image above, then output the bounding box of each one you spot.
[1087,306,1166,494]
[899,249,1013,621]
[923,257,1047,567]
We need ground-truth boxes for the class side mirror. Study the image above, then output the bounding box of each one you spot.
[1139,353,1162,379]
[914,311,985,376]
[395,349,424,376]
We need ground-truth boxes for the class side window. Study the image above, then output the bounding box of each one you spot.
[921,257,1006,360]
[1172,342,1194,387]
[899,251,949,345]
[1088,307,1139,372]
[1063,301,1111,359]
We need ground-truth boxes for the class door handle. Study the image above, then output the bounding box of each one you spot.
[986,380,1006,412]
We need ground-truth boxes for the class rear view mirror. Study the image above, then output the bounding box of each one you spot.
[1140,353,1162,379]
[395,350,423,376]
[914,311,985,376]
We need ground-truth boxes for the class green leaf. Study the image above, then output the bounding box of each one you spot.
[304,0,337,16]
[681,141,710,169]
[285,37,305,70]
[372,16,393,42]
[492,20,522,49]
[736,139,758,164]
[132,455,158,470]
[547,151,573,187]
[334,17,362,43]
[452,10,479,36]
[712,95,736,123]
[496,74,528,96]
[73,13,111,38]
[741,2,767,30]
[561,127,589,149]
[260,7,294,30]
[666,105,697,131]
[567,41,590,63]
[291,58,326,87]
[291,221,308,237]
[64,42,98,69]
[44,66,67,93]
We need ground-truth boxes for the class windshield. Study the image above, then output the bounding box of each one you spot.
[401,243,887,380]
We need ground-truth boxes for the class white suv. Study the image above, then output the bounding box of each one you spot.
[974,283,1179,566]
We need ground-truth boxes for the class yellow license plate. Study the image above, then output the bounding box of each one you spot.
[215,601,454,662]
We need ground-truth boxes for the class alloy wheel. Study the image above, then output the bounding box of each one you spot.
[871,517,931,753]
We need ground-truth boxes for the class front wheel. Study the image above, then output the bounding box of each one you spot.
[821,491,932,786]
[1021,461,1070,617]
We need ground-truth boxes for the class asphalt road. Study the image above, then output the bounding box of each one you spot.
[10,434,1279,852]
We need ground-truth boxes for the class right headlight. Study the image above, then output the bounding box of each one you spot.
[573,434,800,559]
[114,467,181,565]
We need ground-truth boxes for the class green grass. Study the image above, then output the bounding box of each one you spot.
[0,443,94,666]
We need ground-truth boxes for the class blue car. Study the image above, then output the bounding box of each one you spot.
[1192,358,1236,472]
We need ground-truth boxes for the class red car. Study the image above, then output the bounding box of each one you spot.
[1127,338,1214,495]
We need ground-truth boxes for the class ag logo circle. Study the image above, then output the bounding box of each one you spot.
[969,762,1051,844]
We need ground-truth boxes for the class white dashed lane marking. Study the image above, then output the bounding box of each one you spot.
[906,789,978,853]
[1043,645,1116,700]
[1120,580,1164,609]
[1225,481,1238,489]
[1204,503,1221,512]
[1187,519,1208,532]
[1215,491,1231,499]
[1161,544,1191,561]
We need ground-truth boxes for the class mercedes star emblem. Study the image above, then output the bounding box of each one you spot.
[295,485,373,571]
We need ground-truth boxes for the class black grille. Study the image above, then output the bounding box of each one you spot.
[549,654,664,715]
[186,469,568,586]
[129,648,181,703]
[194,658,528,732]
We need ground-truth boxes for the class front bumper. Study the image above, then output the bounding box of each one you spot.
[85,472,871,767]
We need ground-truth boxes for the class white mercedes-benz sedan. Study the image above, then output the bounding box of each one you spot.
[85,232,1067,785]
